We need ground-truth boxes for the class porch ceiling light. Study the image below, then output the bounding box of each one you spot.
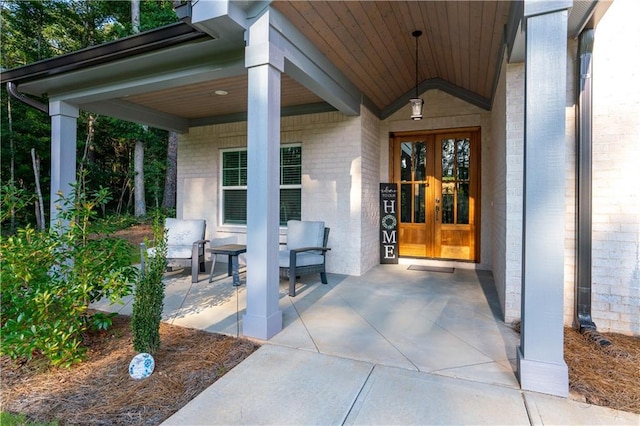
[214,90,228,96]
[409,30,424,120]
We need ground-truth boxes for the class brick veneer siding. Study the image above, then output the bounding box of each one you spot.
[589,0,640,335]
[177,111,373,276]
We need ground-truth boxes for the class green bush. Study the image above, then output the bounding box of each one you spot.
[131,214,167,355]
[0,182,136,368]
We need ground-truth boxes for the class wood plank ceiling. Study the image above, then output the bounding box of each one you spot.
[127,1,512,120]
[272,0,511,112]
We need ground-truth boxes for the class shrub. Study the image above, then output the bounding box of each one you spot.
[0,183,136,368]
[131,214,167,355]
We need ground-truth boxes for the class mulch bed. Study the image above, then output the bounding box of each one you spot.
[564,327,640,414]
[1,314,259,425]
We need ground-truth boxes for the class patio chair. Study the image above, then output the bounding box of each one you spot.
[145,218,209,283]
[279,220,331,297]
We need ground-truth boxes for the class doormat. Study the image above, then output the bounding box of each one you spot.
[408,265,455,273]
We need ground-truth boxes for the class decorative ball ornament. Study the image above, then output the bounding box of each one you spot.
[382,214,397,230]
[129,353,155,379]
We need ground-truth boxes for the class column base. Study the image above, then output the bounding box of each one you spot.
[242,310,283,340]
[517,346,568,397]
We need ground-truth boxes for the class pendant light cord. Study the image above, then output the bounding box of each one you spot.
[415,32,419,98]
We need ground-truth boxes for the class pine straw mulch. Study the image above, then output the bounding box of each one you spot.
[0,314,259,425]
[564,327,640,414]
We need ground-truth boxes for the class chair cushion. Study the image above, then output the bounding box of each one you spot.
[148,245,196,259]
[278,250,325,268]
[286,220,324,250]
[165,218,205,246]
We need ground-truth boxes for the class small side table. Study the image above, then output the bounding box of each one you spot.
[207,244,247,286]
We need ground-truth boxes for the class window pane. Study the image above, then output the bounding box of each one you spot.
[400,184,412,223]
[223,151,247,186]
[281,146,301,185]
[414,142,427,181]
[400,142,412,182]
[281,146,301,165]
[223,189,247,224]
[280,189,301,225]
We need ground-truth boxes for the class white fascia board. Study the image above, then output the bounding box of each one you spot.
[80,99,189,133]
[268,8,361,116]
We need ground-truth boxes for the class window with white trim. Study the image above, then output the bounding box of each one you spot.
[221,145,301,226]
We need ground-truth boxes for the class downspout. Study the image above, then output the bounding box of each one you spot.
[575,29,610,346]
[6,82,48,114]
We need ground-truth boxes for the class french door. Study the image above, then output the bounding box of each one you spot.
[391,128,480,261]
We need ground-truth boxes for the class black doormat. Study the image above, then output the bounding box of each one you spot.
[408,265,455,273]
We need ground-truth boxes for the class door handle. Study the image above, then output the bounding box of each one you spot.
[435,205,440,222]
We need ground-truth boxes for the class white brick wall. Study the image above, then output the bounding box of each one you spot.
[590,0,640,335]
[491,0,640,335]
[177,111,369,276]
[360,106,381,274]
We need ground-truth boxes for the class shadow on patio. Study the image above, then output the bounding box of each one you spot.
[92,261,521,389]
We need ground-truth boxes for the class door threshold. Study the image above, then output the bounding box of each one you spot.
[398,257,479,270]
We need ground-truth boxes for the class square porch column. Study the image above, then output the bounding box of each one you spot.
[517,0,571,397]
[49,100,79,227]
[242,11,283,340]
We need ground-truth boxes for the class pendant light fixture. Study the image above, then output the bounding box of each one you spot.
[409,30,424,120]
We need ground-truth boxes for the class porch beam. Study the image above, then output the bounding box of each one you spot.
[81,99,189,133]
[268,8,361,117]
[242,9,283,340]
[517,0,571,398]
[49,100,79,227]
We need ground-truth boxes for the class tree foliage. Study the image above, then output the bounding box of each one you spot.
[1,0,179,230]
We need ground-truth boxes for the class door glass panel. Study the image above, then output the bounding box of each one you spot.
[441,137,471,225]
[457,183,469,224]
[400,142,412,182]
[457,139,470,180]
[414,183,426,223]
[414,142,427,181]
[400,184,412,223]
[442,182,455,224]
[442,139,455,179]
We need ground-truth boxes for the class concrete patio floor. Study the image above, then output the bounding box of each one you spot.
[92,262,639,425]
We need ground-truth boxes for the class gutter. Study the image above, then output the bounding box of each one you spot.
[6,82,48,114]
[575,29,610,346]
[0,22,208,85]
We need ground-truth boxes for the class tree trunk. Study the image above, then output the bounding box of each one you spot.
[31,149,46,230]
[7,89,16,233]
[161,131,178,211]
[131,0,140,34]
[134,140,147,217]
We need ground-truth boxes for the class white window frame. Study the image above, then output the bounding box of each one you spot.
[219,143,302,229]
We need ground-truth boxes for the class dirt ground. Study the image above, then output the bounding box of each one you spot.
[1,314,259,425]
[1,320,638,425]
[1,224,638,423]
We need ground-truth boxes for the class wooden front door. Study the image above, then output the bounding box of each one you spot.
[391,128,480,261]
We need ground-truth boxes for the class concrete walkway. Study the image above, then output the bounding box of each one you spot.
[92,263,639,425]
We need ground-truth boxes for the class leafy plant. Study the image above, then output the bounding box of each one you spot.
[0,181,136,367]
[131,213,167,355]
